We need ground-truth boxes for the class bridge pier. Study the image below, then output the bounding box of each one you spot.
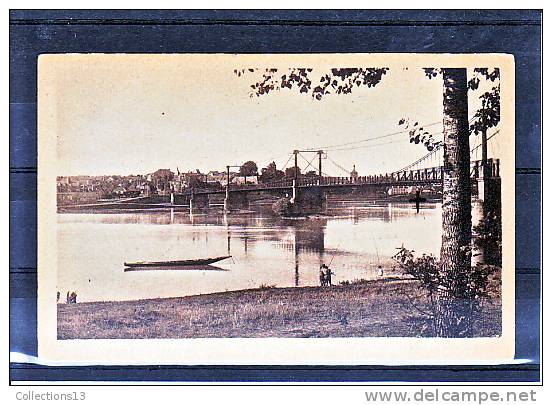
[476,159,500,202]
[223,186,229,212]
[473,176,502,265]
[477,178,488,202]
[222,188,251,212]
[290,179,298,204]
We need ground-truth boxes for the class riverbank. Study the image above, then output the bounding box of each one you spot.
[58,277,501,339]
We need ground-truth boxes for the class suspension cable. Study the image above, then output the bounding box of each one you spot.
[298,152,331,177]
[394,128,500,174]
[326,155,352,176]
[393,144,442,174]
[298,152,318,172]
[302,112,480,153]
[469,129,500,153]
[280,153,294,171]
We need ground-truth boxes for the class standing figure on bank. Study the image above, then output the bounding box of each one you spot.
[66,291,77,304]
[319,265,327,287]
[325,266,335,286]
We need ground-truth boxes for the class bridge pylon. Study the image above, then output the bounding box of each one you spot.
[291,150,299,203]
[224,164,242,212]
[290,149,325,204]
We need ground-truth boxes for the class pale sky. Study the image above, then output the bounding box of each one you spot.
[47,54,503,176]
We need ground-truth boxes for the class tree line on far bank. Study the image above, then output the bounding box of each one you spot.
[240,160,319,184]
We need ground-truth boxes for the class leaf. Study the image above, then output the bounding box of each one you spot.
[423,68,439,79]
[468,77,480,90]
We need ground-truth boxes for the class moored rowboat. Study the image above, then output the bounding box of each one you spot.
[124,255,231,268]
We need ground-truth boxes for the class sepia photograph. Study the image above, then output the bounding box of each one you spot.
[37,53,515,364]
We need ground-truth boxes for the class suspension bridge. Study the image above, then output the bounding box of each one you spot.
[185,128,501,210]
[59,122,501,212]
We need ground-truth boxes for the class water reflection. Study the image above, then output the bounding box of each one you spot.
[57,203,443,302]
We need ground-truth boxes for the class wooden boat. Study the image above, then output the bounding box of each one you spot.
[124,255,231,268]
[124,264,229,272]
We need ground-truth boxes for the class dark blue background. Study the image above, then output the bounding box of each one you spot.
[9,9,542,383]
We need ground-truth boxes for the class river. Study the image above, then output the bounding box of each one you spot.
[57,202,445,302]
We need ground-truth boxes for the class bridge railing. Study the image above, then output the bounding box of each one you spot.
[470,158,500,179]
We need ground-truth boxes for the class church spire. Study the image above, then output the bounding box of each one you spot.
[351,164,358,180]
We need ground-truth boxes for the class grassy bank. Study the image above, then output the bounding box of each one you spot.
[58,278,501,339]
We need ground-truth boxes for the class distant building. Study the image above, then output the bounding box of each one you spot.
[57,176,70,186]
[134,181,152,196]
[207,170,226,186]
[57,191,102,206]
[113,186,126,196]
[232,175,259,186]
[220,171,238,187]
[350,164,359,182]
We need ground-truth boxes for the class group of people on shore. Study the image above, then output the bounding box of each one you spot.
[57,291,77,304]
[319,264,335,286]
[319,264,385,287]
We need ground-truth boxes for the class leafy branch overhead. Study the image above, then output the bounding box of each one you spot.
[406,67,500,151]
[468,68,500,135]
[397,118,442,151]
[424,67,499,89]
[467,68,500,91]
[234,67,389,100]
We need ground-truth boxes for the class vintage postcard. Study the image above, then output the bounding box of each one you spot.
[38,53,515,365]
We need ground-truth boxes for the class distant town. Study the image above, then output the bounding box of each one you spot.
[56,161,342,206]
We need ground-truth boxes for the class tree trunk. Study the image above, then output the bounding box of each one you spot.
[437,68,473,337]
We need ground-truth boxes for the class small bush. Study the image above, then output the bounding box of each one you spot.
[272,198,291,217]
[393,247,495,337]
[473,211,502,266]
[339,279,371,286]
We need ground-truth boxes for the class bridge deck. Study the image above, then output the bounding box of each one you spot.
[187,159,500,196]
